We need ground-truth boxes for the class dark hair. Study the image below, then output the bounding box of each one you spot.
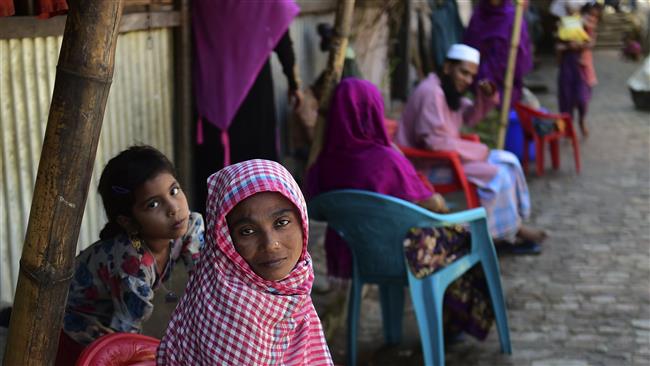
[443,58,462,66]
[98,145,176,240]
[317,23,334,52]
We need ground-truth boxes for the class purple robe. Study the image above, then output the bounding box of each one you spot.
[463,0,533,107]
[192,0,299,163]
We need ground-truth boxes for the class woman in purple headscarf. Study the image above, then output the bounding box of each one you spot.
[306,78,446,279]
[463,0,533,108]
[306,78,495,341]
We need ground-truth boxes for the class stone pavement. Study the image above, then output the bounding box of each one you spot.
[310,50,650,366]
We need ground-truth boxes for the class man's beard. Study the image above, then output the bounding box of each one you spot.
[440,74,463,111]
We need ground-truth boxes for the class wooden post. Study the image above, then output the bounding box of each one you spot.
[173,0,193,204]
[307,0,356,166]
[496,0,525,150]
[3,0,124,365]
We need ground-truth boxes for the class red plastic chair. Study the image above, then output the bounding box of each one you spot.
[384,118,479,209]
[514,102,581,176]
[398,143,481,209]
[76,333,160,366]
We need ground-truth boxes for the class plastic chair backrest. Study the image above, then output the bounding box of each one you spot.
[76,333,160,366]
[397,145,480,209]
[308,190,472,283]
[514,102,574,138]
[512,103,538,138]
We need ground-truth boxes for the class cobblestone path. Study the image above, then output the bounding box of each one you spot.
[314,50,650,366]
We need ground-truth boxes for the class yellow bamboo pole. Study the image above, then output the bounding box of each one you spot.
[3,0,124,364]
[307,0,356,166]
[496,0,525,150]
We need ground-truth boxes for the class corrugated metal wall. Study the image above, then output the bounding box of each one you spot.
[0,28,175,304]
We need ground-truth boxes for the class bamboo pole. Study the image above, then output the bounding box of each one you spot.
[390,0,411,101]
[3,0,124,365]
[496,0,525,150]
[307,0,356,166]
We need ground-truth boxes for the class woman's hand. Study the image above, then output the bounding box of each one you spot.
[418,193,450,214]
[431,193,450,213]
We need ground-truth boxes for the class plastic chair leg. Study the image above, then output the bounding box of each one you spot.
[479,257,512,354]
[407,279,435,366]
[571,135,581,174]
[522,137,530,174]
[379,284,404,344]
[347,279,363,366]
[535,140,545,176]
[409,274,446,366]
[550,140,560,170]
[429,279,447,366]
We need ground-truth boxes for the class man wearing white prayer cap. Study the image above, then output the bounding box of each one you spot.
[396,43,548,254]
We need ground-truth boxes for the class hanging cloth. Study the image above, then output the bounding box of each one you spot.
[192,0,299,166]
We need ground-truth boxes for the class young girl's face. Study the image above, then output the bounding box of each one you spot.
[226,192,303,281]
[130,172,189,246]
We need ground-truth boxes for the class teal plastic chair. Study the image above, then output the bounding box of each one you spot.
[308,189,511,366]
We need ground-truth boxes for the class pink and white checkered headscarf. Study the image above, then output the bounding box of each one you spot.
[157,159,332,365]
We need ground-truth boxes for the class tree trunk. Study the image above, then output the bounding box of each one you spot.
[307,0,356,166]
[3,0,124,364]
[496,0,525,150]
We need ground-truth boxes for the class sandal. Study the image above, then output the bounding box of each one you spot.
[496,239,542,255]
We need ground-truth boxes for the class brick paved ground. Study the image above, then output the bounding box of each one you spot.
[311,50,650,366]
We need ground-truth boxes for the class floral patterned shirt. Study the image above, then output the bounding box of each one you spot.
[63,212,204,345]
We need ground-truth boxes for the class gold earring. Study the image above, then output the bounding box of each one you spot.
[129,231,143,250]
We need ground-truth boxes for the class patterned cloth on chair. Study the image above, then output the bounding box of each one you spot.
[403,225,494,340]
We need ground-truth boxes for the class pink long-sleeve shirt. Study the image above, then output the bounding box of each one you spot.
[395,73,500,187]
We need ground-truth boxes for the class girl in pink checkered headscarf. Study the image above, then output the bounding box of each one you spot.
[157,159,332,365]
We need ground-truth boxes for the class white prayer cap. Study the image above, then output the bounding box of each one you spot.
[446,44,480,65]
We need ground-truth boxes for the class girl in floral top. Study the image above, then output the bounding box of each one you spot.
[55,145,204,366]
